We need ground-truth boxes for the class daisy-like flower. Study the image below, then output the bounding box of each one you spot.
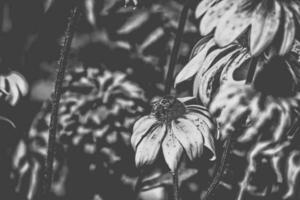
[195,0,300,56]
[0,71,28,106]
[131,96,216,172]
[175,36,251,106]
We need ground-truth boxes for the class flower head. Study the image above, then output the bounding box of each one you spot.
[175,36,250,106]
[195,0,300,56]
[131,96,216,171]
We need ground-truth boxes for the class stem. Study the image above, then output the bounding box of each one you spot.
[164,0,192,94]
[246,57,258,84]
[202,135,232,200]
[172,170,179,200]
[41,7,80,200]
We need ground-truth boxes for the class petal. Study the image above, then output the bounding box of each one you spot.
[250,1,281,56]
[186,105,213,124]
[0,76,6,93]
[175,38,215,86]
[172,118,204,161]
[162,132,184,172]
[131,115,159,150]
[195,0,217,18]
[200,0,237,35]
[222,51,251,84]
[135,125,166,167]
[185,113,216,160]
[193,43,235,102]
[215,0,252,47]
[289,1,300,26]
[198,47,241,105]
[279,3,295,55]
[8,71,29,96]
[6,78,20,106]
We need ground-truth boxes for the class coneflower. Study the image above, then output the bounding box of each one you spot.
[195,0,300,56]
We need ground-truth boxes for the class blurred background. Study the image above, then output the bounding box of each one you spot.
[0,1,214,200]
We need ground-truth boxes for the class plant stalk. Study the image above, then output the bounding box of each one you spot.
[172,170,179,200]
[41,6,80,200]
[164,0,192,94]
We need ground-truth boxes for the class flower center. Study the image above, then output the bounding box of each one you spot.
[152,96,186,122]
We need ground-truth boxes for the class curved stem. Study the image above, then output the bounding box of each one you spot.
[202,134,232,200]
[164,0,192,94]
[172,170,179,200]
[41,6,80,200]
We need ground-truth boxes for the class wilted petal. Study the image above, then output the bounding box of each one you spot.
[131,115,158,150]
[172,118,203,161]
[185,113,216,160]
[279,3,295,55]
[175,38,215,86]
[135,125,166,167]
[250,1,281,56]
[162,131,184,172]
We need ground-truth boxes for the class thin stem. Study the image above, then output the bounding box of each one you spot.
[172,170,179,200]
[202,134,232,200]
[164,0,192,94]
[246,57,258,84]
[41,6,80,200]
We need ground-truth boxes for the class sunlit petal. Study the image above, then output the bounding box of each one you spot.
[131,115,159,150]
[135,125,166,167]
[162,131,184,172]
[172,118,203,161]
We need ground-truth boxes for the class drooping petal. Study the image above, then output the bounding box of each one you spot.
[289,1,300,26]
[195,0,217,18]
[172,118,204,161]
[185,113,216,160]
[250,0,281,56]
[175,38,215,86]
[220,50,250,84]
[131,115,159,150]
[193,43,234,100]
[279,3,295,55]
[162,131,184,172]
[135,125,166,167]
[200,0,236,35]
[215,0,252,47]
[197,47,240,105]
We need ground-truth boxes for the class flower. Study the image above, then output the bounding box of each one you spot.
[195,0,300,56]
[0,71,28,106]
[175,36,251,106]
[131,96,216,172]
